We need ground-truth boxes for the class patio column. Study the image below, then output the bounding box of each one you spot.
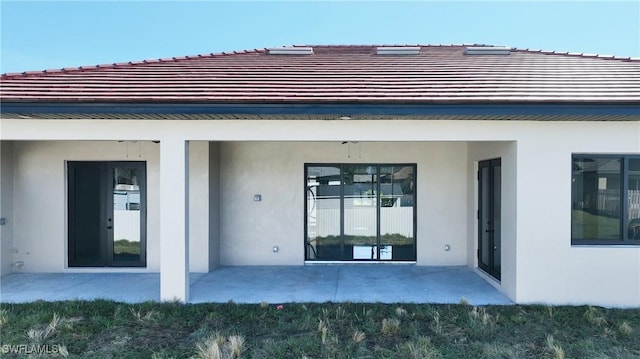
[160,138,190,302]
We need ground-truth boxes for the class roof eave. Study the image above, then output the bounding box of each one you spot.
[1,101,640,118]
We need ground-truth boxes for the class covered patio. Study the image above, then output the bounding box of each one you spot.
[4,45,637,307]
[0,265,511,305]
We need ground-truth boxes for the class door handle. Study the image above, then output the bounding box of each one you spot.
[107,225,113,230]
[485,229,494,233]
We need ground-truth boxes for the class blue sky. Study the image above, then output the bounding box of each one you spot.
[1,1,639,74]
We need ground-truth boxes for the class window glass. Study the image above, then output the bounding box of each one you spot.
[306,166,341,260]
[571,157,621,241]
[343,165,377,258]
[379,165,415,260]
[628,159,640,240]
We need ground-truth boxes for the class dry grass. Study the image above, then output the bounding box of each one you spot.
[469,306,493,326]
[0,309,8,329]
[334,305,347,319]
[317,318,330,344]
[130,307,158,321]
[584,306,608,326]
[381,318,401,336]
[546,335,566,359]
[546,305,554,319]
[352,330,366,344]
[227,335,246,358]
[26,312,74,343]
[618,321,633,336]
[26,327,53,343]
[57,346,70,357]
[195,333,246,359]
[404,336,438,359]
[395,306,408,317]
[195,334,225,359]
[430,310,443,334]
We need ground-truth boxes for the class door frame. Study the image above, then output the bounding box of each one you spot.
[67,161,147,267]
[477,158,501,280]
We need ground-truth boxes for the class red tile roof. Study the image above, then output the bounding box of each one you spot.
[1,45,639,104]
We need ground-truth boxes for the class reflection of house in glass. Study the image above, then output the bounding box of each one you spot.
[114,184,141,210]
[572,158,621,216]
[572,157,640,241]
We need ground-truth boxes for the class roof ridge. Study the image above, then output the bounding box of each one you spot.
[3,44,638,78]
[294,44,640,61]
[294,43,493,48]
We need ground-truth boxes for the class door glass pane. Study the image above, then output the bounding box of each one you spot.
[628,159,640,240]
[307,166,341,260]
[379,165,415,260]
[344,165,377,260]
[69,163,105,266]
[479,166,490,267]
[572,158,621,240]
[493,164,501,271]
[113,166,142,262]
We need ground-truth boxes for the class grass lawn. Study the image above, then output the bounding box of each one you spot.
[1,301,638,358]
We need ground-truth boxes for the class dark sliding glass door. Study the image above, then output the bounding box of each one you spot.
[306,164,416,261]
[344,165,378,259]
[68,161,146,267]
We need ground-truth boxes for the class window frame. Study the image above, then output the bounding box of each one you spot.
[571,154,640,246]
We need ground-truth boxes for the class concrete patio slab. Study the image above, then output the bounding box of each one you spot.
[1,265,512,305]
[0,273,160,303]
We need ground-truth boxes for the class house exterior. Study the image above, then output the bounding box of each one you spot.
[1,45,639,307]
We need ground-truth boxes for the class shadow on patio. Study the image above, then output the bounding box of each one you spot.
[0,265,512,305]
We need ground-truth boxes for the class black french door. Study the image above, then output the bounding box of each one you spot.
[478,158,501,280]
[68,161,146,267]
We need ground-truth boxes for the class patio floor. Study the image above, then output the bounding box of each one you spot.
[0,265,512,305]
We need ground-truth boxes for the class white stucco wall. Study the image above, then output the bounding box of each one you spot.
[6,140,211,273]
[187,141,211,273]
[513,122,640,307]
[208,142,221,270]
[9,141,160,272]
[1,141,15,275]
[467,141,518,301]
[2,118,639,306]
[219,141,468,266]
